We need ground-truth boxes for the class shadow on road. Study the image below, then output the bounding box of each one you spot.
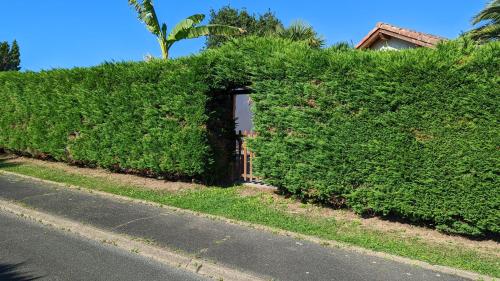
[0,262,42,281]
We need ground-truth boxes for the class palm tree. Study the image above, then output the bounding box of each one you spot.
[470,0,500,42]
[128,0,245,59]
[276,21,325,48]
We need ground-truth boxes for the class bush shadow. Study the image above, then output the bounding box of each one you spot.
[0,156,22,170]
[0,262,42,281]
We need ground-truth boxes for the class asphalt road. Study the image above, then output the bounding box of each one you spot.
[0,211,209,281]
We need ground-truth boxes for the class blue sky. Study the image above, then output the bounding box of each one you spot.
[1,1,487,71]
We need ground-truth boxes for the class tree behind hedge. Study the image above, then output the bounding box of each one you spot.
[276,20,325,48]
[206,6,325,49]
[0,40,21,71]
[205,6,283,49]
[0,42,9,71]
[8,40,21,71]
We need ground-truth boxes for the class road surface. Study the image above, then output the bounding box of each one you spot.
[0,210,208,281]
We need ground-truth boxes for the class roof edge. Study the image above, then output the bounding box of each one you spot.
[356,22,446,49]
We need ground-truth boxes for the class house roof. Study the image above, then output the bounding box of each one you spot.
[356,22,446,49]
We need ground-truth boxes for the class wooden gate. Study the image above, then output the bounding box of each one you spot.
[236,130,257,182]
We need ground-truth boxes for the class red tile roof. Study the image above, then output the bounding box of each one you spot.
[356,22,446,49]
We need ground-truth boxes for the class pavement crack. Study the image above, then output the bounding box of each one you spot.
[0,238,16,245]
[19,192,58,202]
[111,214,164,230]
[213,235,231,246]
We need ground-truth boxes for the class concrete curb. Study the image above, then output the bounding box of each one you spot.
[0,198,268,281]
[0,170,497,281]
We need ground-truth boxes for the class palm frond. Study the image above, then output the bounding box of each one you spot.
[161,23,167,38]
[278,20,325,48]
[187,14,206,25]
[470,23,500,41]
[128,0,143,15]
[470,0,500,42]
[201,25,245,37]
[168,25,244,44]
[129,2,244,59]
[472,0,500,24]
[128,0,162,35]
[167,14,205,41]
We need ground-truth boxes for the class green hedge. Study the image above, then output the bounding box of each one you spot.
[226,38,499,236]
[0,58,234,183]
[1,37,498,236]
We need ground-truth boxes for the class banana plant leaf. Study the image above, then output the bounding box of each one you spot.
[167,14,206,41]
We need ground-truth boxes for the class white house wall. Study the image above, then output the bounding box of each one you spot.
[371,37,417,50]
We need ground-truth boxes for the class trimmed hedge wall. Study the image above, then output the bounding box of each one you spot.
[223,38,499,236]
[0,58,235,183]
[0,37,498,236]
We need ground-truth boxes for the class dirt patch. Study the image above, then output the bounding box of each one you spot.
[358,217,500,256]
[238,186,500,256]
[239,186,359,220]
[1,154,202,193]
[238,185,276,197]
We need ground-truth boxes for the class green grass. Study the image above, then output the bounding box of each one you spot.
[1,161,499,278]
